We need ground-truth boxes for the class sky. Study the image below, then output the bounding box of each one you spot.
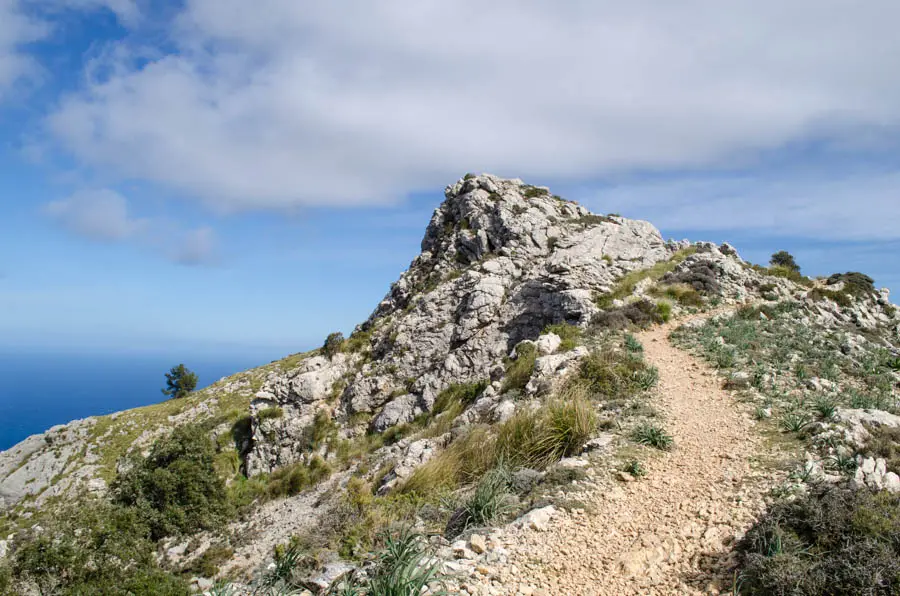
[0,0,898,359]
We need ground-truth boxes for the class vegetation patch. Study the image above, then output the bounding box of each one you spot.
[736,485,900,595]
[594,247,697,309]
[542,323,582,352]
[592,298,670,330]
[502,343,538,392]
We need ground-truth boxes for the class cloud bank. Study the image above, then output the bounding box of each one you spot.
[40,0,900,216]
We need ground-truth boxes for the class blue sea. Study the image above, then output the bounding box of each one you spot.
[0,351,279,452]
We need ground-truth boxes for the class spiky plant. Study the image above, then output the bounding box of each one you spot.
[632,423,674,450]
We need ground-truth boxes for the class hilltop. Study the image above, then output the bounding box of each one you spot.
[0,174,898,595]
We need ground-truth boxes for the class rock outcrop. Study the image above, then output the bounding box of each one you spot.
[244,174,671,475]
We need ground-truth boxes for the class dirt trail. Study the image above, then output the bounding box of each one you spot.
[463,315,782,595]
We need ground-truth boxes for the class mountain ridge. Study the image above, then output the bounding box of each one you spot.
[1,174,898,595]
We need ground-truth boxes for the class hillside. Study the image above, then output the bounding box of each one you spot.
[1,174,898,596]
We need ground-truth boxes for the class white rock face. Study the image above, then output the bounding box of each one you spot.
[245,174,672,473]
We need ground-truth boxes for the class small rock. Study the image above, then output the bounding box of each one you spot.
[515,506,556,531]
[724,371,751,389]
[469,534,487,554]
[535,333,562,356]
[617,471,635,483]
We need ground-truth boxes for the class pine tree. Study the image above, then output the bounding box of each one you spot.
[162,364,198,399]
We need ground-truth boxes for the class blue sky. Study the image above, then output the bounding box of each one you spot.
[1,1,898,359]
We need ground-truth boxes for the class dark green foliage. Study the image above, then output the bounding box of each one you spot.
[592,299,667,330]
[770,251,800,273]
[265,455,332,499]
[162,364,198,399]
[112,425,230,540]
[184,544,233,578]
[433,381,489,415]
[323,332,345,359]
[521,184,549,199]
[827,272,875,297]
[661,261,721,295]
[9,500,190,596]
[502,343,538,392]
[736,486,900,595]
[257,406,284,420]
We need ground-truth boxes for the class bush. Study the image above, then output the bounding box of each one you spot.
[266,455,332,499]
[403,394,596,495]
[575,350,653,399]
[257,406,284,421]
[9,500,190,595]
[827,272,875,297]
[323,332,345,359]
[864,424,900,473]
[651,283,704,307]
[660,261,721,296]
[770,251,800,272]
[736,485,900,595]
[592,299,667,330]
[502,343,538,392]
[112,425,230,540]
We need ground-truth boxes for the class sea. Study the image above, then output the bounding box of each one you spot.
[0,350,278,452]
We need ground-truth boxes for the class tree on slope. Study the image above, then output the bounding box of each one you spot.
[162,364,198,399]
[770,250,800,272]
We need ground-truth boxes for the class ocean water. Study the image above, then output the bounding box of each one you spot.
[0,351,272,452]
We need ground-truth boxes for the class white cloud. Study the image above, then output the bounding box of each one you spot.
[0,0,49,97]
[585,169,900,242]
[42,0,900,215]
[44,188,146,240]
[44,188,218,264]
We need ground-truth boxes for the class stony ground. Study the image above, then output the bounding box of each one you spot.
[454,314,787,596]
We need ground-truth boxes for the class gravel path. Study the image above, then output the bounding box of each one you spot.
[459,316,783,595]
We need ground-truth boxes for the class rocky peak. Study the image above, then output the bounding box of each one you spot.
[246,174,672,474]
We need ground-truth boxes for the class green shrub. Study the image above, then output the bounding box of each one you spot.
[344,329,374,354]
[521,184,549,199]
[736,486,900,595]
[112,425,230,541]
[10,500,190,595]
[266,455,332,499]
[257,406,284,421]
[323,332,345,359]
[808,287,852,307]
[656,300,672,322]
[651,283,704,307]
[660,261,721,296]
[770,251,800,272]
[404,393,595,496]
[433,381,489,415]
[543,323,582,352]
[575,350,652,399]
[592,299,667,330]
[502,343,538,392]
[632,423,673,450]
[827,272,875,297]
[623,459,647,478]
